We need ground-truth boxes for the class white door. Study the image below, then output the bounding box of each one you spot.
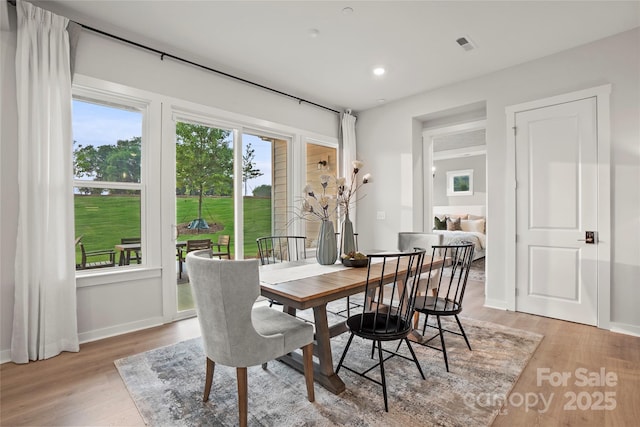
[515,97,598,325]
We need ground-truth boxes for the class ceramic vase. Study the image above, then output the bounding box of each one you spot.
[340,213,356,256]
[316,220,337,265]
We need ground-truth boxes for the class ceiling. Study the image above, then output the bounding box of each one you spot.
[32,1,640,112]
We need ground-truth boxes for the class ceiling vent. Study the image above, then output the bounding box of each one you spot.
[456,36,476,52]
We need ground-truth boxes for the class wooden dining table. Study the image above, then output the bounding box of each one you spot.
[259,253,444,395]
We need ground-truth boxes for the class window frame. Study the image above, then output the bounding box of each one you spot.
[72,80,157,281]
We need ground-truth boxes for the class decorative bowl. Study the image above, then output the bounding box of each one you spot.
[341,257,368,268]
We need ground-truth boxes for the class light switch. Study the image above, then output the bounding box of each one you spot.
[376,211,386,220]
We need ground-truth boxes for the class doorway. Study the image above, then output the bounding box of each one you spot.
[174,120,234,312]
[422,120,488,280]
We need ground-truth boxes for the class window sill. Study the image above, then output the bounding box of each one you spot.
[76,266,162,288]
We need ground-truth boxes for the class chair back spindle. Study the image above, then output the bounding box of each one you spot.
[336,249,428,411]
[412,242,475,372]
[256,236,307,265]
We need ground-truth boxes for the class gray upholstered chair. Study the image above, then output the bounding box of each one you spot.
[186,250,315,427]
[398,232,444,296]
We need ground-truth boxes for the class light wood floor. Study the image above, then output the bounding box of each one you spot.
[1,278,639,426]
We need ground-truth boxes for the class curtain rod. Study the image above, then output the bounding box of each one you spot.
[7,0,342,115]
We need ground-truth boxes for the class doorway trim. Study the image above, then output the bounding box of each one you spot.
[505,84,611,329]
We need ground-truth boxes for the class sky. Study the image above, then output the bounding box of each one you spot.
[72,99,272,194]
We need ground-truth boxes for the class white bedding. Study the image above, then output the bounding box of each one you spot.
[432,205,487,260]
[433,230,486,252]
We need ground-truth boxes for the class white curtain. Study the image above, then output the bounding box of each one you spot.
[341,111,357,226]
[12,0,78,363]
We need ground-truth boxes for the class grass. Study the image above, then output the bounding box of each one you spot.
[75,195,272,264]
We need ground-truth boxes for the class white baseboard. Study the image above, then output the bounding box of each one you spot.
[609,321,640,337]
[78,316,165,344]
[484,298,508,310]
[1,316,165,364]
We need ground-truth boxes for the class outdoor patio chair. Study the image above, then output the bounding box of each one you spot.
[76,237,116,270]
[212,234,231,259]
[178,238,212,278]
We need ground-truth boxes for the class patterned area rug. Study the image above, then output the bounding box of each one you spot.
[468,257,485,282]
[115,316,541,426]
[442,257,485,282]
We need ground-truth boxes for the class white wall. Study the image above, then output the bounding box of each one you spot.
[433,155,486,207]
[356,28,640,332]
[0,11,339,360]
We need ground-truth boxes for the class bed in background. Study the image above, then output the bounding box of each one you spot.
[432,205,486,261]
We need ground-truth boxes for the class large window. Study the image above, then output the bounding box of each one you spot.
[70,77,338,324]
[174,123,293,312]
[242,132,289,248]
[72,97,145,270]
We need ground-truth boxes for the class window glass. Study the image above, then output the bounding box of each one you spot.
[242,133,288,259]
[175,120,234,311]
[304,142,338,246]
[73,99,143,269]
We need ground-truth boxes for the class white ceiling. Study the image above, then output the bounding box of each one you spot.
[33,1,640,112]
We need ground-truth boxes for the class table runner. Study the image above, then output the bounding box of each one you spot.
[259,261,349,285]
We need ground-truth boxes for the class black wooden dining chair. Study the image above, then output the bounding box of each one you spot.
[332,231,363,319]
[256,236,307,265]
[412,242,475,372]
[256,236,308,307]
[335,249,427,412]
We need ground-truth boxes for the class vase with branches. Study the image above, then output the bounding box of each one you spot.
[300,174,337,264]
[336,160,371,256]
[298,161,371,264]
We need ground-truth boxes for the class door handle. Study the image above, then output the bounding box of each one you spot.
[577,231,596,244]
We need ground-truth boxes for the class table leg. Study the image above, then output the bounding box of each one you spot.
[276,303,346,395]
[312,304,346,394]
[283,305,296,317]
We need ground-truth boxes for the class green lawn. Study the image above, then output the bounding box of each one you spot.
[75,195,272,264]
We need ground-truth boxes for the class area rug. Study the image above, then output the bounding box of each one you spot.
[115,317,541,426]
[441,257,485,283]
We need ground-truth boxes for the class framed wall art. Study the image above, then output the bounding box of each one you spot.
[446,169,473,196]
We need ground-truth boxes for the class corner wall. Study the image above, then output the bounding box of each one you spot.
[356,28,640,331]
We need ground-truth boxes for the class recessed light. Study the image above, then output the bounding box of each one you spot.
[377,98,386,103]
[308,28,320,38]
[342,7,354,14]
[373,67,385,76]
